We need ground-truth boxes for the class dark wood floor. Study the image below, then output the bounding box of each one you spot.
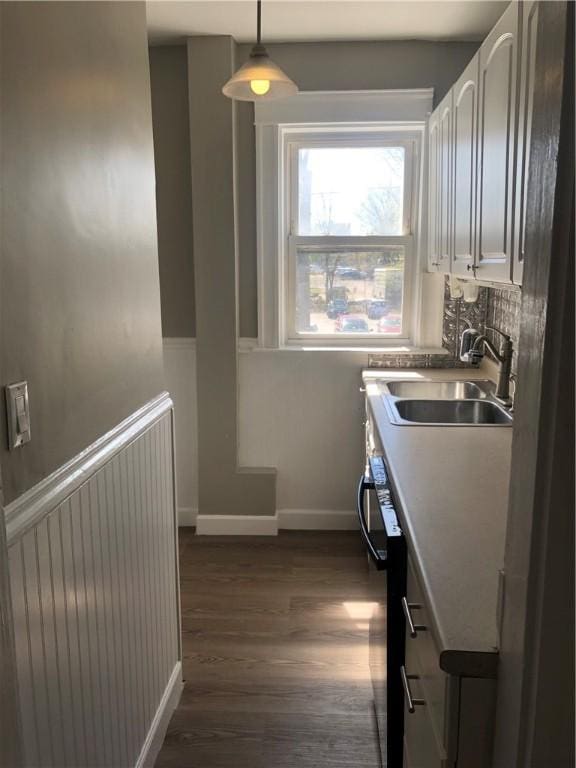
[155,529,382,768]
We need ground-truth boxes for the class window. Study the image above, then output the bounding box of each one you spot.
[285,134,416,343]
[255,90,440,349]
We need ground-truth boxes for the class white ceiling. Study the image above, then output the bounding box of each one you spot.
[146,1,509,45]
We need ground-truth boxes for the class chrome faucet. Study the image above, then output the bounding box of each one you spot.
[460,326,514,407]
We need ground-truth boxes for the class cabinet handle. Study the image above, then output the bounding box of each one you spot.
[466,263,478,275]
[401,666,426,714]
[402,597,427,638]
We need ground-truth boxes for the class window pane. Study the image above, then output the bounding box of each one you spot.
[295,248,405,336]
[298,147,405,236]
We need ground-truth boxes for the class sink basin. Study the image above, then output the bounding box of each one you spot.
[385,380,493,399]
[386,398,513,426]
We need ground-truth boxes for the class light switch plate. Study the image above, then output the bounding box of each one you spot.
[5,381,31,450]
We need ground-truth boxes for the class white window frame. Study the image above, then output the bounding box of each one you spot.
[283,129,418,346]
[255,90,445,351]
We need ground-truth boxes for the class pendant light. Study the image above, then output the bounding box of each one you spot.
[222,0,298,101]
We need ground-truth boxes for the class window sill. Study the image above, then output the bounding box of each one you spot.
[247,343,449,355]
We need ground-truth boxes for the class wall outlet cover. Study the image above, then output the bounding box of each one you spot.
[5,381,31,450]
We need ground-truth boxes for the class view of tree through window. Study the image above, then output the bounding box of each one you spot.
[294,146,406,336]
[298,147,405,236]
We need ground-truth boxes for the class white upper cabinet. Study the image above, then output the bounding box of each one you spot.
[427,2,529,285]
[452,54,479,277]
[428,90,453,273]
[476,1,519,283]
[427,108,440,271]
[513,0,539,286]
[438,90,453,272]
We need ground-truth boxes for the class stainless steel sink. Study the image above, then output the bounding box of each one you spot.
[385,380,493,400]
[384,398,513,426]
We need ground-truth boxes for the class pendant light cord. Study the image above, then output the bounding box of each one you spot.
[257,0,262,44]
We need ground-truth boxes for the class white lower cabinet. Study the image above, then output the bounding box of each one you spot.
[403,636,447,768]
[402,554,497,768]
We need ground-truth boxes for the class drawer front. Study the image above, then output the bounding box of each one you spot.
[403,712,443,768]
[404,556,456,760]
[402,637,446,768]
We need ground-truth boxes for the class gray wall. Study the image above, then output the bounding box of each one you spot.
[149,45,196,337]
[150,38,478,338]
[0,1,165,503]
[187,36,276,518]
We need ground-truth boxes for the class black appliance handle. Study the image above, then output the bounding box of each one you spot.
[357,474,387,571]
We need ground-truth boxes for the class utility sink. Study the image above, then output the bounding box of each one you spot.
[384,397,513,426]
[385,380,493,400]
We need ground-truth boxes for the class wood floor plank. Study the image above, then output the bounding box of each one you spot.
[175,677,374,715]
[155,530,381,768]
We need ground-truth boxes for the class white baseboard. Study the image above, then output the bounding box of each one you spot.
[278,509,359,530]
[192,510,358,535]
[135,661,183,768]
[178,507,198,527]
[196,514,279,536]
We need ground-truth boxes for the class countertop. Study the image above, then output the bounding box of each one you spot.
[363,367,513,677]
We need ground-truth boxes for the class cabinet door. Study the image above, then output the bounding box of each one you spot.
[402,629,445,768]
[437,90,453,272]
[476,1,520,283]
[513,0,539,286]
[427,107,440,271]
[452,54,479,277]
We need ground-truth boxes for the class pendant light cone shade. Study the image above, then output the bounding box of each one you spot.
[222,44,298,101]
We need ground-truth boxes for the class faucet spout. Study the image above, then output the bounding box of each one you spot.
[470,329,514,406]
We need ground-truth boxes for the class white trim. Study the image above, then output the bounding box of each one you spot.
[4,392,173,544]
[255,89,435,126]
[162,337,196,349]
[256,89,443,352]
[162,337,258,352]
[278,509,358,531]
[265,345,447,355]
[194,510,359,534]
[282,127,421,347]
[256,120,281,347]
[162,337,447,356]
[178,507,198,527]
[135,661,183,768]
[196,514,279,536]
[238,337,259,353]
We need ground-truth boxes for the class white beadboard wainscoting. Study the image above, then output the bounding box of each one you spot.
[163,338,364,531]
[5,393,182,768]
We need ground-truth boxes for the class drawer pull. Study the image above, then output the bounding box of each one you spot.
[401,665,426,714]
[402,596,427,638]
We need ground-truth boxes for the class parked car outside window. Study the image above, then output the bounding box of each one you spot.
[367,299,389,319]
[326,298,349,318]
[376,313,402,334]
[335,314,371,333]
[335,266,368,280]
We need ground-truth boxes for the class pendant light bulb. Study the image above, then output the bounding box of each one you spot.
[222,0,298,102]
[250,79,271,96]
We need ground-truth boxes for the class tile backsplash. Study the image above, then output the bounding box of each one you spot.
[368,277,521,372]
[485,285,521,374]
